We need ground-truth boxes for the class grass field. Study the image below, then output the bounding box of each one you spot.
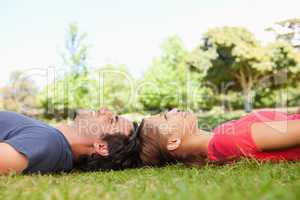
[1,160,300,200]
[2,109,299,200]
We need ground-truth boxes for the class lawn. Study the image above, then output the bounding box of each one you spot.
[0,161,300,200]
[2,109,299,200]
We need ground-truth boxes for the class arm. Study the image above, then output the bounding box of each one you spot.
[251,119,300,151]
[0,143,28,175]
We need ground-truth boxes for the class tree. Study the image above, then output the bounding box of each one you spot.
[62,22,89,75]
[266,40,300,86]
[189,27,300,112]
[139,36,187,111]
[39,23,91,118]
[139,36,209,112]
[91,65,136,113]
[1,71,38,114]
[266,18,300,49]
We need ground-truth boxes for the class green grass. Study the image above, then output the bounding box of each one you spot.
[1,160,300,200]
[2,109,298,200]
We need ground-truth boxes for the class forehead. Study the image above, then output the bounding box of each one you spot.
[142,112,198,134]
[145,114,165,123]
[142,116,175,134]
[75,109,133,129]
[119,116,134,127]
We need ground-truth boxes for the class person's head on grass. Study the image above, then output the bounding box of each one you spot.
[138,108,210,167]
[58,108,142,171]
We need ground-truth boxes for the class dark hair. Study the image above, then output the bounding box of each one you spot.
[139,119,206,167]
[74,122,142,171]
[138,120,177,166]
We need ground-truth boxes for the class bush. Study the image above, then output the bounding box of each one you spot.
[197,107,245,131]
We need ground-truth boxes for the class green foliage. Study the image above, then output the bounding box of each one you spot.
[39,74,95,118]
[266,18,300,49]
[189,26,300,112]
[37,24,300,118]
[266,40,300,84]
[253,88,278,108]
[139,36,187,111]
[287,84,300,107]
[39,23,92,118]
[61,23,91,109]
[39,23,141,118]
[197,108,245,130]
[139,36,209,111]
[91,65,137,113]
[62,22,89,75]
[0,71,38,114]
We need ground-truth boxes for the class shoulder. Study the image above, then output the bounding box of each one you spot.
[0,142,28,174]
[5,126,72,173]
[5,126,61,159]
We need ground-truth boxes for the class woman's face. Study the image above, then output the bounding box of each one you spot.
[142,109,199,141]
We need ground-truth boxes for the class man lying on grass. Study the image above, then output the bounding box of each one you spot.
[0,108,140,174]
[138,108,300,166]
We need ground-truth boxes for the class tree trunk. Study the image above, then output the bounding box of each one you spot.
[243,87,253,113]
[235,67,254,113]
[238,68,253,113]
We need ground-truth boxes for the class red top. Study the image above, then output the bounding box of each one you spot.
[208,110,300,162]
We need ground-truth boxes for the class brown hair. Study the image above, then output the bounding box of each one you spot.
[138,120,177,166]
[139,120,207,167]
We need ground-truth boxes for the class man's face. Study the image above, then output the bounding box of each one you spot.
[73,108,134,137]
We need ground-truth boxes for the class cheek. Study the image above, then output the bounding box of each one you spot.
[183,120,197,135]
[89,123,106,135]
[158,122,179,136]
[87,120,113,135]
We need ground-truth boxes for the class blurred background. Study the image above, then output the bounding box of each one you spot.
[1,0,300,125]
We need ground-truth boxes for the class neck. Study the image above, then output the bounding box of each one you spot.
[56,123,96,162]
[176,129,212,159]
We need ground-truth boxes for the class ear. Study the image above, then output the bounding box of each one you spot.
[166,137,181,151]
[93,140,109,156]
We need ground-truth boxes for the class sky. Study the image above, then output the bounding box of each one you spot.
[1,0,300,87]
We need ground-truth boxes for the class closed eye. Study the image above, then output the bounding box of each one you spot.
[164,113,167,120]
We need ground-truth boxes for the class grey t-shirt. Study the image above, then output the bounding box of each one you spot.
[0,111,73,173]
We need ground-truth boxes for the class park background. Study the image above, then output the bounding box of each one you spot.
[1,1,300,200]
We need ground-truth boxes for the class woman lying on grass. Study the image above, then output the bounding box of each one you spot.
[138,109,300,166]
